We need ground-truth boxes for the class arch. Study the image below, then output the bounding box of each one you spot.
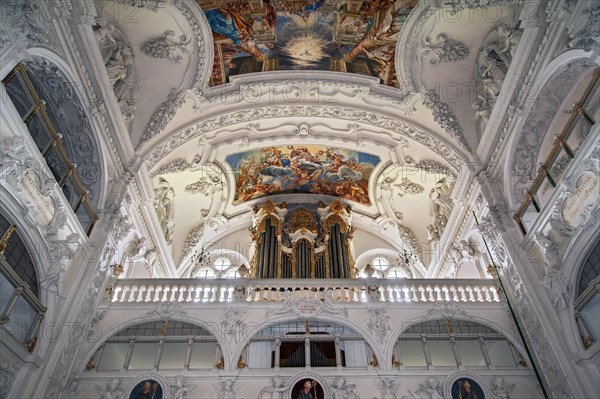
[0,190,58,359]
[78,312,228,373]
[561,224,600,353]
[18,53,105,210]
[384,312,528,365]
[504,49,595,207]
[229,313,386,372]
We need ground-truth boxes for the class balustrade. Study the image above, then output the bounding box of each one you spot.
[108,278,501,304]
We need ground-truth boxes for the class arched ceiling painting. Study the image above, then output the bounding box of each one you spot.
[198,0,418,87]
[226,145,379,205]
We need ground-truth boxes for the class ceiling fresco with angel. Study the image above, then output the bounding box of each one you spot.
[197,0,419,87]
[226,145,379,205]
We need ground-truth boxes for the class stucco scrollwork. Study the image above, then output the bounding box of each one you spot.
[421,33,469,65]
[146,301,187,319]
[141,30,190,63]
[0,361,17,399]
[367,308,390,345]
[421,90,471,152]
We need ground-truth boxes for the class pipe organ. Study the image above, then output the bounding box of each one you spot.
[250,200,356,279]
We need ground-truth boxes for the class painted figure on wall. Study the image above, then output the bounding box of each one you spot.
[227,145,379,205]
[129,380,163,399]
[451,378,485,399]
[297,381,314,399]
[197,1,420,87]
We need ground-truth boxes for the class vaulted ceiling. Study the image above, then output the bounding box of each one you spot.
[92,0,523,277]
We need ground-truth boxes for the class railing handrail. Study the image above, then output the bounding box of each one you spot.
[108,277,502,304]
[111,277,500,286]
[514,68,600,235]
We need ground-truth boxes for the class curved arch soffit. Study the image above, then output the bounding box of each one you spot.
[504,49,594,207]
[24,48,108,210]
[142,100,470,173]
[385,312,528,362]
[229,312,387,372]
[79,313,227,372]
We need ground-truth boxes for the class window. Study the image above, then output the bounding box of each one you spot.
[93,321,219,372]
[395,319,521,369]
[214,257,231,271]
[372,257,389,272]
[247,320,372,369]
[574,238,600,349]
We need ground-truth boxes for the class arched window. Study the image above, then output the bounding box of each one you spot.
[574,238,600,349]
[0,214,45,347]
[372,257,389,272]
[91,321,220,371]
[393,319,525,369]
[214,257,231,271]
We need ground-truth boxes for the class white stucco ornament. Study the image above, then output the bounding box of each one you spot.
[561,171,599,229]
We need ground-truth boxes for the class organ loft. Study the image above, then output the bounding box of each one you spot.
[250,200,356,279]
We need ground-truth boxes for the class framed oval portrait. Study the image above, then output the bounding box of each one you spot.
[451,377,485,399]
[129,379,163,399]
[444,372,491,399]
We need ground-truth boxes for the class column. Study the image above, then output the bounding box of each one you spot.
[335,336,342,370]
[305,337,311,368]
[274,338,281,369]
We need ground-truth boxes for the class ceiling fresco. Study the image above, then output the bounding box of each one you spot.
[226,145,379,205]
[196,0,419,87]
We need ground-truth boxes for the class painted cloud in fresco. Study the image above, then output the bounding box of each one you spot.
[226,145,379,205]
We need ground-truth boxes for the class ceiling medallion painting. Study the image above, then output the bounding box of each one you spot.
[226,145,379,205]
[197,0,419,87]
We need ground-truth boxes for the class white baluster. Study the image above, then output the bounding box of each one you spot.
[153,286,162,302]
[162,286,171,302]
[112,286,121,302]
[458,287,466,302]
[120,286,129,302]
[128,286,138,302]
[442,286,450,301]
[186,286,194,302]
[144,286,154,302]
[136,286,146,302]
[466,287,475,302]
[178,287,186,302]
[169,285,178,302]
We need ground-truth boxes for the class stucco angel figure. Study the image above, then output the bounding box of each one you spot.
[0,136,28,182]
[93,18,118,63]
[216,379,236,399]
[95,378,123,399]
[491,377,514,399]
[258,376,287,399]
[332,377,349,399]
[376,378,399,399]
[171,375,196,399]
[429,178,453,222]
[406,377,443,399]
[154,177,176,244]
[494,24,522,65]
